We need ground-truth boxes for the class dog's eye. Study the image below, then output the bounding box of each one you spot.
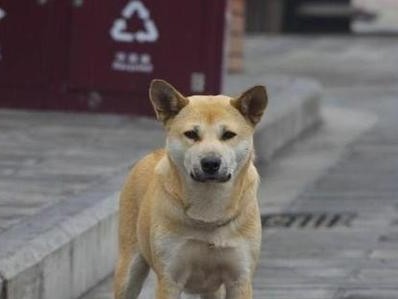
[221,131,237,141]
[184,130,200,141]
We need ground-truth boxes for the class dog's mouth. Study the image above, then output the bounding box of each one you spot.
[190,172,232,183]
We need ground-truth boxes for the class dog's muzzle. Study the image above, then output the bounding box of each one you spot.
[190,155,231,183]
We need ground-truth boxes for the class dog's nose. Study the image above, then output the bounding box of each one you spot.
[201,156,221,175]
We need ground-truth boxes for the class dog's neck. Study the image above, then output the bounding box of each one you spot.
[183,178,234,223]
[160,154,255,225]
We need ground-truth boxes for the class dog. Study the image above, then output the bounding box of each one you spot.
[114,79,268,299]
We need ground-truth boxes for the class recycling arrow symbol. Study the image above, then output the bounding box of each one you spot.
[110,0,159,43]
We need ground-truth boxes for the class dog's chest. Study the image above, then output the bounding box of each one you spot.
[162,235,250,293]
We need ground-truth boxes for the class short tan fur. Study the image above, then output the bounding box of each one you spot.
[114,80,268,299]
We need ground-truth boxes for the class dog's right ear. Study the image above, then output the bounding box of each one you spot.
[149,79,189,124]
[231,85,268,126]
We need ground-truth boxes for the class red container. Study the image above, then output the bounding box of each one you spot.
[0,0,227,115]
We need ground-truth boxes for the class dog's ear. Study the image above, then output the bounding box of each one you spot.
[231,85,268,126]
[149,79,189,124]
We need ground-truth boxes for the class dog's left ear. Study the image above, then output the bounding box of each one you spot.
[231,85,268,126]
[149,79,189,124]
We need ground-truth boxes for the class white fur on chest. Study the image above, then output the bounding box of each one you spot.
[154,227,251,294]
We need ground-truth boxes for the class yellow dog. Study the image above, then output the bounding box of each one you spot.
[114,80,268,299]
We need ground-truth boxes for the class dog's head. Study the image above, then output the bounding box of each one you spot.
[149,80,267,184]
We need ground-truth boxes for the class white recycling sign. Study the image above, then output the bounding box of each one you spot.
[110,0,159,43]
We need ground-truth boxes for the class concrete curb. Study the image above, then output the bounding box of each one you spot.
[0,78,322,299]
[0,175,123,299]
[255,77,322,163]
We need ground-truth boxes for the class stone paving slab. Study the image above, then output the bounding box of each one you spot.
[0,113,163,233]
[244,35,398,88]
[257,105,377,214]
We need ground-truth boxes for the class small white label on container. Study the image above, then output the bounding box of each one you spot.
[191,73,206,93]
[0,7,6,20]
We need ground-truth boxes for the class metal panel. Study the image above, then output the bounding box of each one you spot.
[0,0,226,115]
[0,1,51,89]
[0,0,53,108]
[66,0,227,114]
[0,0,74,109]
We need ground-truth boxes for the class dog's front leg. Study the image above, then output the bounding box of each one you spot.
[225,280,252,299]
[201,287,224,299]
[155,278,182,299]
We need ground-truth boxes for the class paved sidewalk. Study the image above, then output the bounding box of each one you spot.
[80,105,380,299]
[80,35,398,298]
[0,113,163,232]
[1,35,397,299]
[0,76,319,234]
[0,45,321,298]
[254,35,398,298]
